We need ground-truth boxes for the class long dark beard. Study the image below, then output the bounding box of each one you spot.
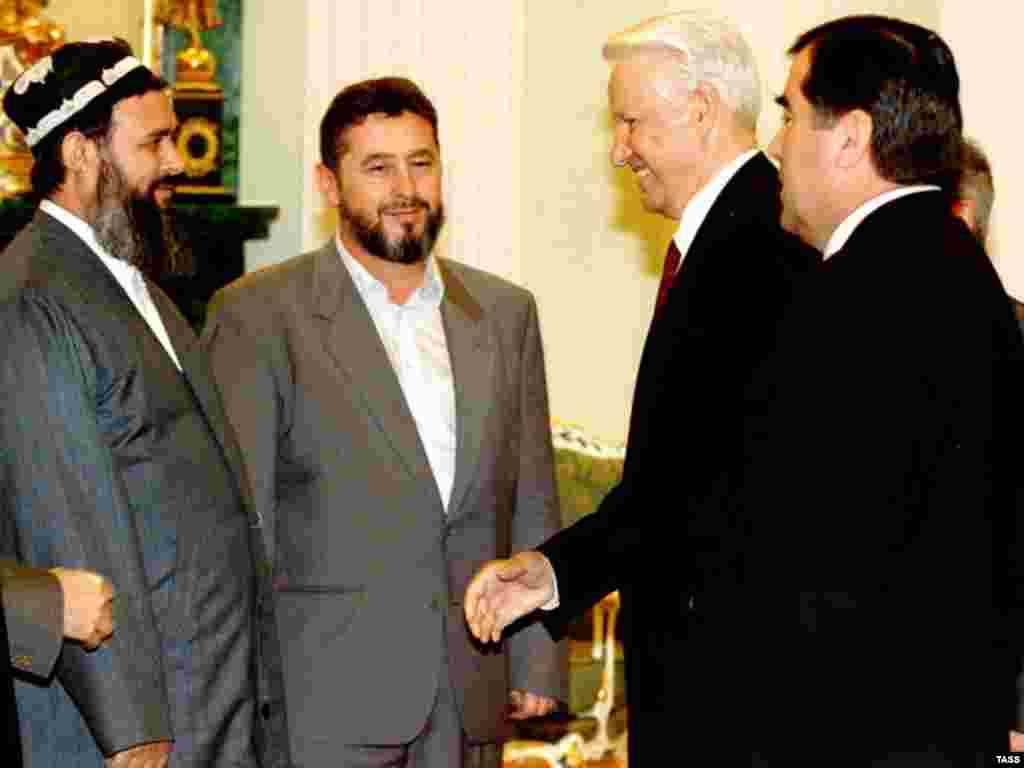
[92,154,191,280]
[339,197,445,265]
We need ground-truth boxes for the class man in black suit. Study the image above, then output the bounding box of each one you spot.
[464,11,814,764]
[0,39,287,768]
[739,16,1020,761]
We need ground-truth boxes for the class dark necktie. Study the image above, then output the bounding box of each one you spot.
[653,240,682,321]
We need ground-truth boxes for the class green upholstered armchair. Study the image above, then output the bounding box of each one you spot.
[550,424,626,714]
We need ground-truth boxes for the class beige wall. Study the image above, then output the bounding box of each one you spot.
[940,4,1021,300]
[239,0,983,444]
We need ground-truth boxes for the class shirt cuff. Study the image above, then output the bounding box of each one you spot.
[539,554,560,611]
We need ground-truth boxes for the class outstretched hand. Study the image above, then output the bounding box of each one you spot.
[464,551,554,643]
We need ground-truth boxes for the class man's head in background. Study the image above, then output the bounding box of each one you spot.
[953,137,993,245]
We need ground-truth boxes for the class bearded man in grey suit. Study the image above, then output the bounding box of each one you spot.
[202,77,566,768]
[0,39,287,768]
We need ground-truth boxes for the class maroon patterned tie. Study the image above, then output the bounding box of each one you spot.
[653,240,682,321]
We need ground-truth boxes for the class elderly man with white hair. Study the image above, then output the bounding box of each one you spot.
[464,11,815,764]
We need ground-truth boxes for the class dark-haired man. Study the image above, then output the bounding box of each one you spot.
[0,39,287,768]
[737,15,1022,760]
[201,77,565,767]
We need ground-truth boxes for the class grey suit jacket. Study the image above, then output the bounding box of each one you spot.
[202,241,566,761]
[0,211,288,767]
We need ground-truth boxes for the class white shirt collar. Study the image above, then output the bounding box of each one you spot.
[38,199,182,372]
[673,148,760,262]
[823,185,941,259]
[39,199,146,291]
[335,235,445,309]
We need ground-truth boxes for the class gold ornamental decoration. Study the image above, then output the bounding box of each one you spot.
[0,0,64,197]
[176,114,218,177]
[155,0,228,197]
[154,0,221,87]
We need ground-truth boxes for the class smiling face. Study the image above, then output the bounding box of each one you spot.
[321,110,444,265]
[607,52,706,221]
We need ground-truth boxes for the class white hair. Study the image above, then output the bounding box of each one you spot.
[603,11,761,131]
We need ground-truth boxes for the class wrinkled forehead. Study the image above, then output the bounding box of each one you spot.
[608,50,688,110]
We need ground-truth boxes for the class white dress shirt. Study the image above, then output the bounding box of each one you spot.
[823,185,941,259]
[671,148,760,268]
[337,238,457,512]
[40,199,182,371]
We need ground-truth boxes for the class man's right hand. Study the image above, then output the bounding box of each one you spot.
[105,741,172,768]
[49,567,114,650]
[464,551,555,643]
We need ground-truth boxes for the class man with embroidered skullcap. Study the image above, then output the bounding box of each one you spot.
[0,38,288,768]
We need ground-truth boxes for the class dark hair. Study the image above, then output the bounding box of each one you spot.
[319,77,439,172]
[24,39,168,200]
[789,15,962,186]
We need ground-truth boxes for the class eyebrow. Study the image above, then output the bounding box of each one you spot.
[141,126,175,142]
[361,149,436,164]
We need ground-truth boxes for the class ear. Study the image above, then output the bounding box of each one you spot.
[689,82,720,133]
[60,131,97,177]
[316,162,341,207]
[952,198,977,234]
[833,109,872,171]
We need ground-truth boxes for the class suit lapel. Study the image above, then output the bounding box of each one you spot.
[34,211,137,312]
[679,152,781,280]
[312,242,441,503]
[438,262,492,520]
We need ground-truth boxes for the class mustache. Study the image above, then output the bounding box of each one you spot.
[379,196,430,214]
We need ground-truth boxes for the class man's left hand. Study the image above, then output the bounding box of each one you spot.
[508,689,558,720]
